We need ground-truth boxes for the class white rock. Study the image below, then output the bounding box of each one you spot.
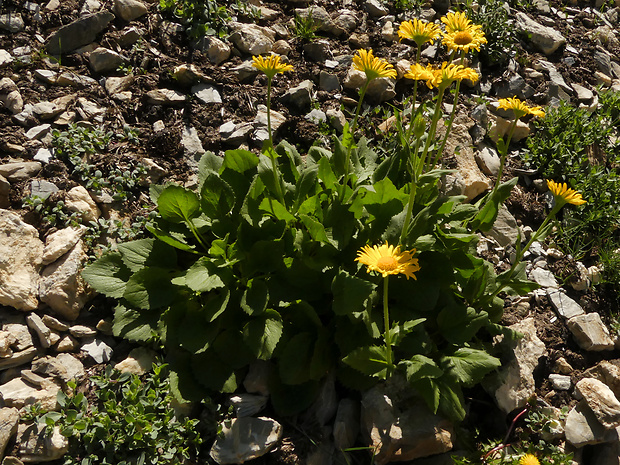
[77,97,104,119]
[68,325,97,338]
[42,226,86,265]
[529,267,559,288]
[210,417,282,464]
[576,378,620,428]
[549,373,572,390]
[89,47,126,73]
[114,347,157,375]
[0,210,44,311]
[570,261,590,291]
[81,339,113,363]
[34,148,54,164]
[228,22,275,55]
[39,241,92,321]
[547,289,585,319]
[515,12,567,55]
[26,313,51,349]
[146,88,187,105]
[0,377,60,410]
[0,407,19,457]
[17,424,69,462]
[565,400,619,447]
[568,313,616,351]
[0,49,13,66]
[65,186,101,222]
[0,13,25,32]
[114,0,148,21]
[475,145,501,176]
[192,83,222,104]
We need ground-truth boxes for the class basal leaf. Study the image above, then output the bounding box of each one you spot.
[243,309,283,360]
[240,279,269,315]
[123,267,176,310]
[440,348,501,386]
[472,177,518,232]
[278,332,315,385]
[318,156,338,191]
[184,257,226,293]
[332,271,376,315]
[117,239,177,272]
[342,345,389,378]
[293,163,319,210]
[82,252,131,299]
[223,149,259,173]
[157,185,201,223]
[190,350,237,393]
[112,304,158,342]
[200,174,236,219]
[259,198,295,223]
[400,355,443,383]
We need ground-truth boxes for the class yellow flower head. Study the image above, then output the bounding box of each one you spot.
[404,63,435,83]
[547,180,586,206]
[430,62,479,90]
[398,19,441,47]
[442,26,487,53]
[252,54,294,79]
[519,453,540,465]
[441,11,474,33]
[353,49,397,81]
[498,96,545,119]
[356,243,420,280]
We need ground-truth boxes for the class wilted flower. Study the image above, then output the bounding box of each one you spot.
[252,54,294,79]
[353,49,397,81]
[498,96,545,119]
[398,19,441,47]
[547,180,586,206]
[430,62,479,90]
[519,454,540,465]
[356,243,420,280]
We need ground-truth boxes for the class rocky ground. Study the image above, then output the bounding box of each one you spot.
[1,0,620,463]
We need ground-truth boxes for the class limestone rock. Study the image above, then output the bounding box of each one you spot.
[0,13,25,32]
[228,22,275,55]
[515,12,566,55]
[547,289,585,319]
[210,417,282,464]
[114,0,148,21]
[105,74,134,95]
[89,47,126,73]
[0,162,42,182]
[0,210,44,311]
[194,36,231,65]
[26,313,51,349]
[489,318,546,413]
[281,80,314,109]
[565,400,619,447]
[0,377,60,410]
[146,88,187,105]
[486,206,519,248]
[529,267,559,288]
[17,424,69,462]
[114,347,157,375]
[46,11,115,55]
[0,408,19,457]
[192,83,222,104]
[42,226,86,265]
[568,313,615,351]
[81,339,113,363]
[576,378,620,429]
[39,241,91,321]
[65,186,100,222]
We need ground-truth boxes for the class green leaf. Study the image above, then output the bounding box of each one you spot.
[184,257,226,293]
[146,222,195,252]
[389,319,426,346]
[112,304,158,342]
[116,239,177,272]
[293,163,318,210]
[243,309,283,360]
[437,305,490,345]
[241,279,269,315]
[157,185,201,223]
[332,271,376,315]
[317,156,338,190]
[472,177,518,232]
[440,348,501,387]
[123,267,176,310]
[200,174,236,219]
[300,214,334,246]
[342,345,389,378]
[332,134,348,177]
[82,253,131,299]
[259,198,295,223]
[203,289,230,323]
[223,149,259,173]
[400,355,443,383]
[278,332,315,385]
[198,151,223,187]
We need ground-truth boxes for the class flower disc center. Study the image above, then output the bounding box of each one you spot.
[377,256,398,271]
[453,30,473,45]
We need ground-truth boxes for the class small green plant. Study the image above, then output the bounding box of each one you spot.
[32,364,206,465]
[230,0,262,20]
[393,0,426,10]
[292,9,321,41]
[159,0,230,38]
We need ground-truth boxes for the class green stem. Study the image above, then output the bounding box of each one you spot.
[339,80,369,203]
[266,77,286,205]
[383,276,393,378]
[267,77,273,149]
[405,46,422,145]
[491,118,518,197]
[416,87,445,180]
[185,216,208,251]
[429,79,462,171]
[399,181,417,245]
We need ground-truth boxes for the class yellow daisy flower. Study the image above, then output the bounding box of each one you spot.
[547,180,586,206]
[442,27,487,53]
[519,453,540,465]
[441,11,474,33]
[398,19,441,47]
[430,62,479,90]
[252,54,294,79]
[353,49,397,81]
[356,243,420,280]
[404,63,435,84]
[498,96,545,119]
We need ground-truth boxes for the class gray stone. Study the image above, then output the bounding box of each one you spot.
[34,149,53,164]
[0,408,19,457]
[114,347,157,375]
[0,176,9,209]
[515,12,566,55]
[65,186,100,222]
[210,417,282,464]
[21,370,47,388]
[229,393,268,418]
[172,64,208,87]
[254,105,287,133]
[0,347,39,370]
[495,74,535,100]
[319,71,340,92]
[42,226,86,265]
[42,315,68,332]
[565,400,619,447]
[114,0,148,21]
[475,145,500,177]
[230,60,259,82]
[576,378,620,429]
[0,162,42,182]
[529,267,559,288]
[228,22,275,55]
[104,75,134,95]
[0,49,13,66]
[0,13,25,33]
[0,210,44,311]
[80,0,102,15]
[0,377,60,410]
[365,0,389,17]
[32,101,63,120]
[55,335,79,352]
[333,399,360,450]
[572,83,595,102]
[89,47,125,73]
[305,374,338,426]
[489,318,546,414]
[294,6,334,34]
[1,316,33,350]
[81,339,113,363]
[243,360,271,396]
[39,240,91,321]
[17,424,69,462]
[305,109,327,124]
[46,11,115,55]
[537,60,572,94]
[34,69,58,84]
[303,40,331,62]
[281,80,313,109]
[549,373,572,390]
[55,72,97,88]
[485,206,519,248]
[194,36,231,65]
[146,88,187,105]
[547,289,585,319]
[594,50,614,77]
[272,40,292,56]
[26,314,51,349]
[326,108,346,133]
[30,180,58,200]
[568,313,616,351]
[331,10,358,36]
[76,97,104,120]
[181,126,205,170]
[220,122,253,145]
[0,331,15,358]
[192,83,222,104]
[68,325,96,338]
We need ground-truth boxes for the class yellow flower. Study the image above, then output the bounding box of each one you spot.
[430,62,479,90]
[252,54,294,79]
[398,19,441,47]
[442,27,487,53]
[498,96,545,119]
[519,453,540,465]
[547,180,586,206]
[441,11,474,33]
[356,243,420,280]
[404,63,435,84]
[353,49,397,81]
